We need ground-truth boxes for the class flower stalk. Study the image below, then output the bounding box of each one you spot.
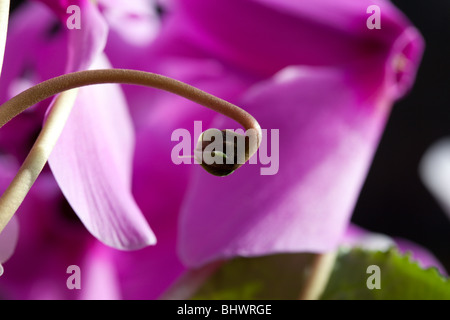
[0,69,262,234]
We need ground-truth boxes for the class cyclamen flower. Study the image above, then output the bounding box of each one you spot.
[0,0,156,250]
[111,0,424,267]
[420,138,450,221]
[0,0,157,298]
[0,0,431,299]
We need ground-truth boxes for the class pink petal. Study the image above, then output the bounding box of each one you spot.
[171,0,419,80]
[178,67,394,267]
[108,223,186,299]
[48,55,156,250]
[79,242,121,300]
[174,0,423,267]
[341,224,395,251]
[34,0,85,19]
[0,173,93,299]
[0,2,68,160]
[419,138,450,220]
[113,58,248,297]
[0,158,20,269]
[0,217,19,267]
[97,0,160,47]
[64,0,108,72]
[33,0,108,72]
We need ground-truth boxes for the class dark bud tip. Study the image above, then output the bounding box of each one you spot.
[194,129,250,177]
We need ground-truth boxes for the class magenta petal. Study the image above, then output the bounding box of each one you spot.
[172,0,418,78]
[44,0,154,249]
[108,225,186,299]
[395,238,447,276]
[341,224,395,251]
[97,0,160,47]
[178,67,392,267]
[0,3,69,160]
[419,138,450,219]
[79,243,121,300]
[26,1,107,74]
[0,214,19,278]
[48,55,155,250]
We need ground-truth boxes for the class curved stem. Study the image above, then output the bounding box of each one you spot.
[0,69,262,161]
[0,69,262,138]
[0,69,262,234]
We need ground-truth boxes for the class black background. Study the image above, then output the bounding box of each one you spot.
[9,1,450,272]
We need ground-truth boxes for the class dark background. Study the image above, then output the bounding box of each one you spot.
[353,0,450,272]
[10,1,450,271]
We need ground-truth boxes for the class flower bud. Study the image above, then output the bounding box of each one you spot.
[194,129,250,176]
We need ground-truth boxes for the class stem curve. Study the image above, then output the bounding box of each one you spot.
[0,69,262,138]
[0,69,262,234]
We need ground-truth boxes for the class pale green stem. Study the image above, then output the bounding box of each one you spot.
[0,90,78,234]
[298,251,338,300]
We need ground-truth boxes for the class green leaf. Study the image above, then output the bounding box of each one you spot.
[321,248,450,300]
[191,253,315,300]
